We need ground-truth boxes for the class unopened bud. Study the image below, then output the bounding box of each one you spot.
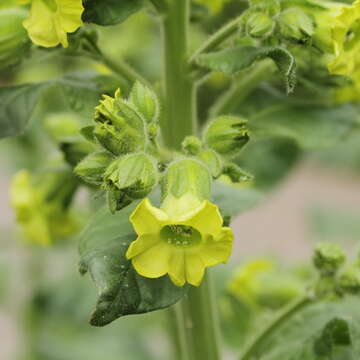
[337,268,360,295]
[313,242,345,276]
[204,116,249,158]
[74,151,114,185]
[198,149,223,179]
[104,153,159,211]
[182,136,202,155]
[223,163,253,183]
[94,89,146,155]
[247,12,274,38]
[129,81,159,123]
[278,8,314,41]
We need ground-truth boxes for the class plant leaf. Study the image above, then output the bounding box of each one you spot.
[0,83,46,139]
[197,46,296,93]
[79,203,186,327]
[82,0,144,26]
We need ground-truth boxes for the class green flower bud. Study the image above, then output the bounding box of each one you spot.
[223,163,253,183]
[94,89,146,155]
[0,7,30,71]
[247,12,274,38]
[182,136,202,155]
[129,81,159,123]
[337,268,360,296]
[313,242,346,276]
[74,151,114,185]
[249,0,281,16]
[198,149,223,179]
[104,153,159,211]
[204,116,250,158]
[278,8,314,42]
[161,159,212,214]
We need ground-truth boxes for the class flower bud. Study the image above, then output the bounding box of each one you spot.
[129,81,159,123]
[104,153,159,211]
[223,163,253,183]
[313,242,345,276]
[74,151,113,185]
[161,159,212,217]
[198,149,223,179]
[278,8,314,42]
[337,268,360,296]
[204,116,250,158]
[0,7,30,71]
[246,12,274,38]
[182,136,202,155]
[94,89,147,155]
[249,0,281,16]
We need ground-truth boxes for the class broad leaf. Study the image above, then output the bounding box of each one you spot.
[0,83,46,139]
[79,203,186,327]
[83,0,144,26]
[197,46,296,93]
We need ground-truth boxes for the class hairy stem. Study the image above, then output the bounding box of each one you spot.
[239,295,313,360]
[161,0,195,149]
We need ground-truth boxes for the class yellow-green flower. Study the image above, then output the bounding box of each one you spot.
[22,0,84,48]
[328,0,360,75]
[126,196,233,287]
[11,170,78,245]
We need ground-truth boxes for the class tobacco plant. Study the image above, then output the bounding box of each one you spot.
[2,0,360,359]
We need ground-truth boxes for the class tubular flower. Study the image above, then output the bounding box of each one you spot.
[126,197,233,287]
[22,0,83,48]
[328,0,360,75]
[126,159,234,287]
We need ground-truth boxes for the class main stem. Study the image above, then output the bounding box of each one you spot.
[161,1,220,360]
[161,0,195,149]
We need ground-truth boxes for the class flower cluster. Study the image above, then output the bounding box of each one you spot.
[73,83,252,286]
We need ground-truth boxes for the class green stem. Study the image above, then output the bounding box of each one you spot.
[239,295,313,360]
[209,60,273,117]
[161,0,195,149]
[184,273,221,360]
[189,14,243,67]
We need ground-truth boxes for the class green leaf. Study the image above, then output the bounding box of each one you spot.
[82,0,144,26]
[0,83,46,139]
[0,73,122,139]
[79,202,186,327]
[249,103,359,150]
[197,46,296,93]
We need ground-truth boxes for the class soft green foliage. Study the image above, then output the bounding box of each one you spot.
[82,0,144,26]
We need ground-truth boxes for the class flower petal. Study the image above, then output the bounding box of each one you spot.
[168,250,186,286]
[23,0,83,48]
[126,234,161,259]
[185,253,205,287]
[130,198,168,236]
[199,227,234,267]
[180,200,223,235]
[131,241,171,279]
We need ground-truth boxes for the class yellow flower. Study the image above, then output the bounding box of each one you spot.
[328,0,360,75]
[126,196,233,287]
[11,170,78,245]
[22,0,83,48]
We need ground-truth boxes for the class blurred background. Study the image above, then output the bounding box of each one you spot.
[1,1,360,360]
